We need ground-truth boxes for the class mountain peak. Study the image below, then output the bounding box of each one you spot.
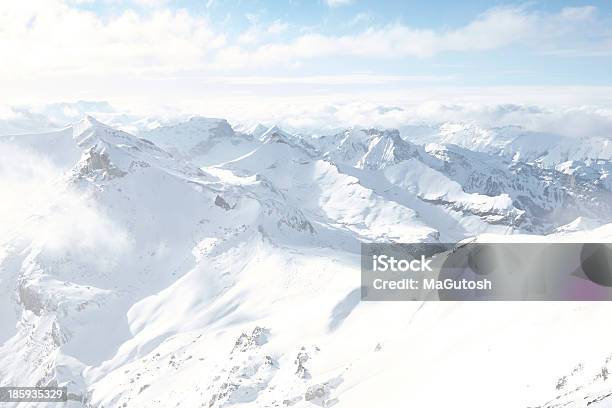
[261,125,291,143]
[187,116,230,127]
[72,115,106,142]
[84,114,100,123]
[249,123,269,138]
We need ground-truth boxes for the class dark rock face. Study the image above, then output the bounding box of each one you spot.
[215,195,233,211]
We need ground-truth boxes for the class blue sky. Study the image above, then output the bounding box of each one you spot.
[233,0,611,86]
[2,0,612,113]
[66,0,612,86]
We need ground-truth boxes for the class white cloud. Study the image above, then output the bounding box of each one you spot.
[325,0,353,7]
[268,20,289,35]
[237,18,289,45]
[194,74,454,85]
[558,6,597,20]
[214,5,606,68]
[0,101,120,134]
[132,0,171,7]
[346,12,371,27]
[1,2,609,78]
[0,143,61,241]
[0,1,611,105]
[0,142,130,254]
[0,0,225,78]
[121,85,609,138]
[4,94,612,144]
[227,99,612,140]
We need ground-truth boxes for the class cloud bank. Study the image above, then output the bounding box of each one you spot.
[1,1,610,79]
[0,142,131,254]
[3,99,612,142]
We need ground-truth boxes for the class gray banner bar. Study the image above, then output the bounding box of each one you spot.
[0,386,68,402]
[361,243,612,301]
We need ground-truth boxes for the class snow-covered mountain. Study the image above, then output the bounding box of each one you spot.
[141,117,259,167]
[308,127,612,233]
[402,122,612,167]
[1,116,612,408]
